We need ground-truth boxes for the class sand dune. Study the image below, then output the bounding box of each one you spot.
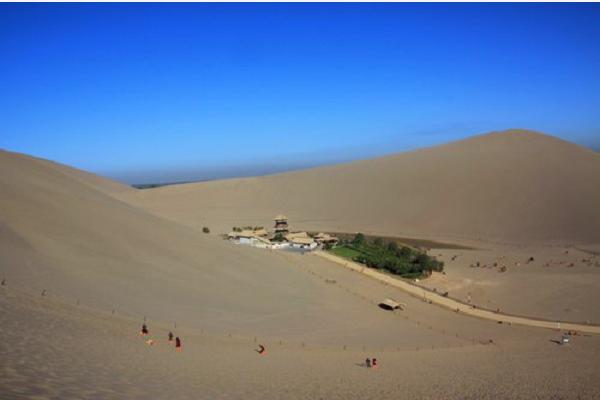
[0,149,369,336]
[0,148,497,343]
[113,129,600,324]
[122,129,600,246]
[2,133,600,399]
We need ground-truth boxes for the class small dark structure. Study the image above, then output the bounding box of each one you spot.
[379,298,404,311]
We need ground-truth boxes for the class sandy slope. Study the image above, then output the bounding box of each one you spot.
[421,245,600,323]
[1,150,133,195]
[2,133,600,399]
[316,250,600,331]
[0,147,521,343]
[111,129,600,326]
[122,129,600,246]
[0,149,375,336]
[3,284,600,400]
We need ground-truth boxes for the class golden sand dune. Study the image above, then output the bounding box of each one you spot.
[2,132,600,399]
[122,129,600,245]
[0,147,499,345]
[0,149,367,337]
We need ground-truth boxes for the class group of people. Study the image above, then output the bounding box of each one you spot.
[365,357,378,368]
[141,323,380,367]
[140,323,182,351]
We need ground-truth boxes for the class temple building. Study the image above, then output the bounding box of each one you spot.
[227,215,338,252]
[274,214,289,234]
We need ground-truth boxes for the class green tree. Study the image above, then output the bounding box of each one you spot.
[398,246,413,258]
[387,241,399,253]
[414,253,430,266]
[352,233,365,246]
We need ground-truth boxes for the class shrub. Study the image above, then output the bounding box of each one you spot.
[202,227,210,234]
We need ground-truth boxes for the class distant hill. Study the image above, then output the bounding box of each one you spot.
[122,129,600,245]
[131,178,213,190]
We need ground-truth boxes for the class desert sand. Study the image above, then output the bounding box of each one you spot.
[3,262,600,400]
[2,129,600,399]
[121,129,600,245]
[421,245,600,324]
[117,129,600,325]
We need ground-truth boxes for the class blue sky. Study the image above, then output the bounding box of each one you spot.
[1,3,599,184]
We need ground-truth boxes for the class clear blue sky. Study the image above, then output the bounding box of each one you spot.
[1,3,599,184]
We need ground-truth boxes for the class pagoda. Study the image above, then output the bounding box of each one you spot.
[274,214,289,234]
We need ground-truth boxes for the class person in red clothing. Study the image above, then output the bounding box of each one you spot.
[372,358,378,369]
[175,336,182,352]
[256,344,266,355]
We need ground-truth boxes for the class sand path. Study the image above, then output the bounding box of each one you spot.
[314,251,600,334]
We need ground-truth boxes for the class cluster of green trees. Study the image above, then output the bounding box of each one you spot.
[232,226,264,232]
[340,233,444,278]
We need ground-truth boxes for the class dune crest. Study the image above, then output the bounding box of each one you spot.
[123,129,600,245]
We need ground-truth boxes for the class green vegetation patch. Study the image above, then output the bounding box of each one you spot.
[329,245,362,259]
[322,232,474,250]
[328,233,444,279]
